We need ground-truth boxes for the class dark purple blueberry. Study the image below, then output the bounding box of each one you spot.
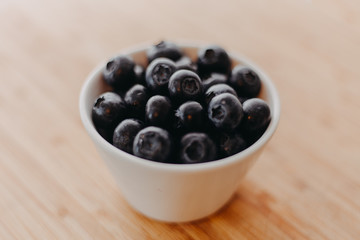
[242,98,271,132]
[133,126,172,162]
[204,83,237,105]
[103,55,136,91]
[229,65,261,98]
[92,92,127,129]
[175,56,197,72]
[244,126,269,146]
[134,64,146,85]
[145,95,172,127]
[238,96,249,104]
[147,40,183,62]
[113,119,143,153]
[201,72,228,91]
[95,126,115,144]
[145,58,176,94]
[124,84,149,119]
[175,101,204,131]
[179,133,217,164]
[218,132,247,158]
[208,93,243,131]
[168,70,203,103]
[197,45,231,76]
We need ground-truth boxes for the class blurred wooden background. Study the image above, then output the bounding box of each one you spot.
[1,0,360,239]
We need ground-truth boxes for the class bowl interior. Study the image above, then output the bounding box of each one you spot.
[79,44,280,171]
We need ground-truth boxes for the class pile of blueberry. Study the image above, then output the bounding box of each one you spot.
[92,41,271,164]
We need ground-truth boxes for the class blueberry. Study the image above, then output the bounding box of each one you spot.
[175,56,197,72]
[113,119,143,153]
[168,70,203,103]
[145,95,172,127]
[145,57,176,94]
[95,126,115,144]
[124,84,149,119]
[103,55,136,91]
[147,40,183,63]
[175,101,204,131]
[238,96,249,104]
[218,132,247,158]
[179,133,217,164]
[208,93,243,131]
[242,98,271,132]
[229,65,261,98]
[96,43,267,163]
[133,126,172,162]
[134,64,146,86]
[204,83,237,105]
[201,72,228,91]
[197,45,231,76]
[92,92,127,129]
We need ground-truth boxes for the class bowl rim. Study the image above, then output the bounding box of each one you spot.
[79,42,280,173]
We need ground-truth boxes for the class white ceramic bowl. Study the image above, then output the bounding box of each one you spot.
[79,43,280,222]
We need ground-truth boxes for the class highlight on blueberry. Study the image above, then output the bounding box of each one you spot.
[134,64,146,85]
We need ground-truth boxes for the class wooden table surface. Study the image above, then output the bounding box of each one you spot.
[1,0,360,239]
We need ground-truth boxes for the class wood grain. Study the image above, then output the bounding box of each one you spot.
[1,0,360,239]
